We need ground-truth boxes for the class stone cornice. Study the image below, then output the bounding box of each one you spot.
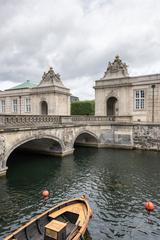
[94,73,160,89]
[29,89,71,96]
[0,85,70,97]
[33,85,70,92]
[30,85,70,96]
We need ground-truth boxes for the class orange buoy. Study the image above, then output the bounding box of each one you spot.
[42,190,49,198]
[144,201,154,212]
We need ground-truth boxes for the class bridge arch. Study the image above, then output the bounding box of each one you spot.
[72,130,99,148]
[5,135,65,167]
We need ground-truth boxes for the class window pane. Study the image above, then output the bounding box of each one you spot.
[136,99,139,109]
[135,90,145,110]
[141,99,144,109]
[25,98,31,112]
[141,90,144,98]
[2,100,5,112]
[12,99,18,112]
[136,91,139,98]
[0,100,5,112]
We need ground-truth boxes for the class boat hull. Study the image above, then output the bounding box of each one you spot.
[4,196,92,240]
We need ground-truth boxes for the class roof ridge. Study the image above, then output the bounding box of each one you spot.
[6,80,37,90]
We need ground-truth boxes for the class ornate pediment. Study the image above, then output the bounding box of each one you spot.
[102,55,129,79]
[38,67,64,87]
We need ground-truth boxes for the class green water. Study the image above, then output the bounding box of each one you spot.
[1,148,160,239]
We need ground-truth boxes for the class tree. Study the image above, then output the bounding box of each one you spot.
[71,100,95,115]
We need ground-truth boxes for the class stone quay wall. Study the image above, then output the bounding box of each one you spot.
[133,124,160,150]
[98,123,160,151]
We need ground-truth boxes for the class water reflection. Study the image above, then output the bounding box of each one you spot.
[1,148,160,239]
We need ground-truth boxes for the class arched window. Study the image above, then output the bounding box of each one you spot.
[107,97,118,116]
[41,101,48,115]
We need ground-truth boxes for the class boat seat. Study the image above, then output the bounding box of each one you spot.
[54,214,78,237]
[45,219,67,240]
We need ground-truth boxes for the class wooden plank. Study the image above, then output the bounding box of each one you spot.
[49,203,87,227]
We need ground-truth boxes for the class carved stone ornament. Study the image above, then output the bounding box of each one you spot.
[63,129,73,147]
[102,55,129,79]
[38,67,64,87]
[0,136,5,162]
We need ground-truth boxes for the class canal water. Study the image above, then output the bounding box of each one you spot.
[1,148,160,239]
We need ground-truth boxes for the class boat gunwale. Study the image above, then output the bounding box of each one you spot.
[4,196,91,240]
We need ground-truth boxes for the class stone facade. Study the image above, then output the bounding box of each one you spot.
[94,55,160,123]
[0,67,70,115]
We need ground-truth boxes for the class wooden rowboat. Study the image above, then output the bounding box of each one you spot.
[4,195,92,240]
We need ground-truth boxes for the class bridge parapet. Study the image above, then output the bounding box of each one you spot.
[0,115,61,129]
[62,115,132,124]
[0,115,133,130]
[70,115,114,124]
[0,115,115,129]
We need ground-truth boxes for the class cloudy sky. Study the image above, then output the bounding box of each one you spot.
[0,0,160,99]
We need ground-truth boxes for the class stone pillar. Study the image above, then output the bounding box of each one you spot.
[0,136,7,176]
[60,148,74,157]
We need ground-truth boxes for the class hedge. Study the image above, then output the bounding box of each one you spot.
[71,100,95,115]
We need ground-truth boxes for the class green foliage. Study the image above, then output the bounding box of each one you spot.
[71,100,95,115]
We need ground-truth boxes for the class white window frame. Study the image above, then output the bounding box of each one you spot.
[25,97,31,113]
[0,99,5,113]
[134,89,145,110]
[12,99,18,113]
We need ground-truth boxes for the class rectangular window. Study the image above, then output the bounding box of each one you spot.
[25,98,31,112]
[0,100,5,113]
[12,99,18,113]
[135,90,145,110]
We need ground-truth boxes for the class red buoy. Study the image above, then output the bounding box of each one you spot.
[144,201,154,212]
[42,190,49,198]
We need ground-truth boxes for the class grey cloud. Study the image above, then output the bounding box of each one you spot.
[0,0,160,99]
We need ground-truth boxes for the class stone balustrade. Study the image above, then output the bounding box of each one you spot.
[70,115,114,124]
[0,115,117,129]
[114,115,132,122]
[0,115,61,129]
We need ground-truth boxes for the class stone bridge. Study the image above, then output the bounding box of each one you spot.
[0,115,134,176]
[1,115,160,176]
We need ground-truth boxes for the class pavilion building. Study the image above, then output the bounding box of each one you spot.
[94,55,160,122]
[0,67,70,115]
